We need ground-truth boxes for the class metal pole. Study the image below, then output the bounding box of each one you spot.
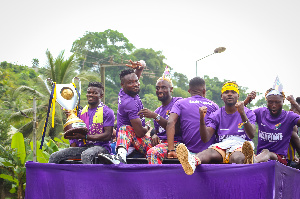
[33,97,37,162]
[100,64,105,104]
[196,61,198,77]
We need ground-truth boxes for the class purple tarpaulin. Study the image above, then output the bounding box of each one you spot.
[25,161,300,199]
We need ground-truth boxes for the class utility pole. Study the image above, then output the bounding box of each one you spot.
[33,97,37,162]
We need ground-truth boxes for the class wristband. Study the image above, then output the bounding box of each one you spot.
[243,120,249,125]
[85,134,88,140]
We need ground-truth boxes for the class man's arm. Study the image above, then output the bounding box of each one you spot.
[138,108,168,129]
[287,95,300,116]
[244,91,256,106]
[130,118,149,138]
[290,126,300,157]
[166,113,179,158]
[199,106,215,143]
[236,101,256,139]
[65,126,113,141]
[126,60,146,80]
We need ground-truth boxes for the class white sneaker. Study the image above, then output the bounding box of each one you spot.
[98,153,126,164]
[176,143,196,175]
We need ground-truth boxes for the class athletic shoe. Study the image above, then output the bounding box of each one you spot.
[242,141,254,164]
[97,153,126,164]
[176,143,196,175]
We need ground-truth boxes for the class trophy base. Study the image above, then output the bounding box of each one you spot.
[64,118,89,139]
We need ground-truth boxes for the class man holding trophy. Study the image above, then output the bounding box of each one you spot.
[49,82,115,164]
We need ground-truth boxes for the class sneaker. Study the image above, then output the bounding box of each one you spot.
[97,153,126,164]
[242,141,254,164]
[176,143,196,175]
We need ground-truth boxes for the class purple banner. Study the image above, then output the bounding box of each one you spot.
[25,161,300,199]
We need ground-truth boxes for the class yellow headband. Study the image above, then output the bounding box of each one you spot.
[221,82,239,94]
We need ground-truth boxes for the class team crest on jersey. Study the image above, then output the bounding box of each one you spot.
[166,110,170,115]
[274,123,281,130]
[238,123,244,129]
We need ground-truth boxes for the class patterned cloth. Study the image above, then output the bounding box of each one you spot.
[116,125,152,156]
[147,141,180,164]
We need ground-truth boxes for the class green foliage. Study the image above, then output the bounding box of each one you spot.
[141,94,161,112]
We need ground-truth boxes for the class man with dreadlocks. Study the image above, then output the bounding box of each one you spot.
[98,60,152,164]
[49,82,115,164]
[137,66,183,164]
[176,81,256,175]
[243,77,300,165]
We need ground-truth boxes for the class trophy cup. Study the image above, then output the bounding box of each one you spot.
[44,77,89,139]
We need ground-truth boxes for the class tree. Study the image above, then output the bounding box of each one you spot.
[9,50,79,139]
[71,29,135,71]
[173,72,189,91]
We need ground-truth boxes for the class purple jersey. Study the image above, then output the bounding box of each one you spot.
[206,106,256,142]
[254,107,300,156]
[69,104,115,153]
[117,88,145,136]
[170,95,219,153]
[153,97,182,141]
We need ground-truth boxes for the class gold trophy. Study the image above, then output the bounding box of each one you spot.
[44,77,88,139]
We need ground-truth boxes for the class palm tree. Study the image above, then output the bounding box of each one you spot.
[9,50,79,139]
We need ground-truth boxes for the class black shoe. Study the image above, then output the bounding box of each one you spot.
[97,153,126,164]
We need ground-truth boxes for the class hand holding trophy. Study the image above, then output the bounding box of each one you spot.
[44,77,88,139]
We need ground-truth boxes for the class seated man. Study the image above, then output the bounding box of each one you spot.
[137,66,183,164]
[166,77,219,163]
[245,81,300,165]
[98,60,152,164]
[176,81,256,175]
[49,82,115,164]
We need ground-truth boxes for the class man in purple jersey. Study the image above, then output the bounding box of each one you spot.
[176,81,256,175]
[98,60,152,164]
[137,66,183,164]
[49,82,115,164]
[244,88,300,166]
[166,77,219,163]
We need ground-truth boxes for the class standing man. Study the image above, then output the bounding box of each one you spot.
[138,66,183,164]
[166,77,219,161]
[176,81,256,175]
[49,82,115,164]
[98,60,152,164]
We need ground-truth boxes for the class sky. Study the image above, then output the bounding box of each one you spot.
[1,0,299,103]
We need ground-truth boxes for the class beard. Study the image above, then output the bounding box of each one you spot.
[157,94,168,102]
[128,89,140,96]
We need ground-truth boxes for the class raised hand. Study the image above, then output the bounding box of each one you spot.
[235,101,245,114]
[199,106,207,119]
[244,91,256,106]
[126,60,146,69]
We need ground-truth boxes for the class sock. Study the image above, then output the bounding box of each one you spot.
[117,147,127,161]
[195,156,201,166]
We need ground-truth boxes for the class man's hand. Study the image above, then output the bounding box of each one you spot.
[138,108,156,119]
[151,134,160,146]
[235,101,245,114]
[244,91,256,106]
[287,95,296,104]
[199,106,207,120]
[126,60,145,70]
[167,151,177,159]
[65,133,86,140]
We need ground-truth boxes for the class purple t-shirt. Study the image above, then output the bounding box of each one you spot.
[206,106,256,142]
[69,104,115,153]
[254,107,300,156]
[170,95,219,153]
[154,97,182,141]
[116,88,145,136]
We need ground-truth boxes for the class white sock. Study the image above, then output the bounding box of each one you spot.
[117,147,127,161]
